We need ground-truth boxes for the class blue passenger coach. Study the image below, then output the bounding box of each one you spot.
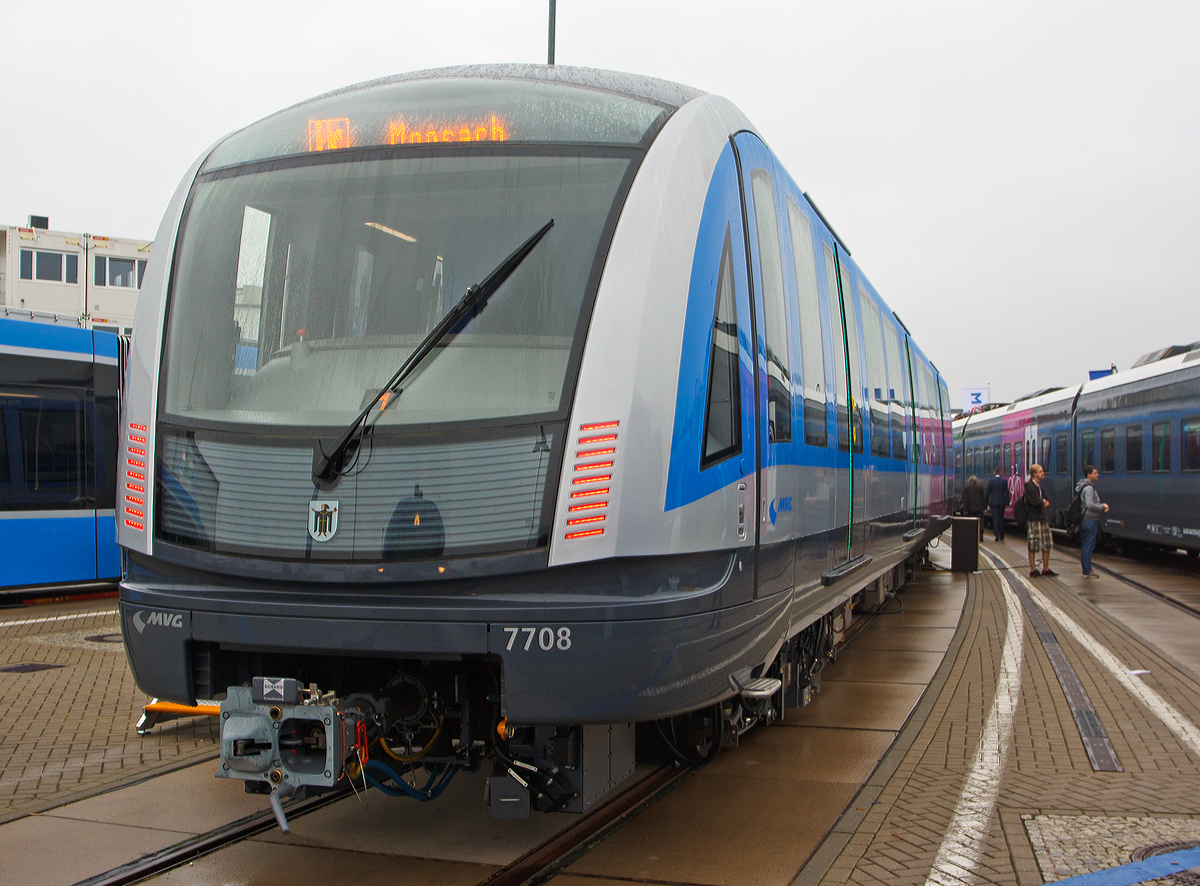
[0,316,124,595]
[954,344,1199,555]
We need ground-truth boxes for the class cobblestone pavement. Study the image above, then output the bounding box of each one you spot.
[0,601,217,824]
[815,540,1200,886]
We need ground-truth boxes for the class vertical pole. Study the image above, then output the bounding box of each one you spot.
[548,0,556,65]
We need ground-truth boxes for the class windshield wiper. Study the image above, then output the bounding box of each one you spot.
[312,218,554,487]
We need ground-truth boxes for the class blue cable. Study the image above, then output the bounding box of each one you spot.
[361,759,458,801]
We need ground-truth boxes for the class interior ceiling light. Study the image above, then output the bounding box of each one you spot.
[364,222,417,242]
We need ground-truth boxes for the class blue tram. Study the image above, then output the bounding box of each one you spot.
[116,65,953,819]
[0,316,124,596]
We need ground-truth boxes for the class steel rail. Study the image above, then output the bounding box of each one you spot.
[70,786,351,886]
[1091,563,1200,621]
[69,763,689,886]
[481,763,690,886]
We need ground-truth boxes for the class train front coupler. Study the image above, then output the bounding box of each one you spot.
[217,678,370,833]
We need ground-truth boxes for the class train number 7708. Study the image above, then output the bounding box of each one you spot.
[502,626,573,651]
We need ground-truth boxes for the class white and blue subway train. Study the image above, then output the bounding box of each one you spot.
[117,66,953,820]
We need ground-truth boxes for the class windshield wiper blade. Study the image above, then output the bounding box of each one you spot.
[312,218,554,487]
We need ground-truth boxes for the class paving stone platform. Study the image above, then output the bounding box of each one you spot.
[811,537,1200,886]
[0,601,217,823]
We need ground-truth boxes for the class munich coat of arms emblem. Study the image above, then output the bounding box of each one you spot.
[308,500,339,541]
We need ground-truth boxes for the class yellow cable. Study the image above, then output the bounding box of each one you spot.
[378,718,443,762]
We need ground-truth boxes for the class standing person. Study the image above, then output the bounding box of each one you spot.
[985,467,1008,542]
[1075,465,1109,578]
[1025,464,1056,577]
[962,475,987,541]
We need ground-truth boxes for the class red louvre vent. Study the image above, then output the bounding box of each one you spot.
[124,423,147,532]
[564,421,618,540]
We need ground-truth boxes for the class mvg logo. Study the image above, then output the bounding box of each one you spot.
[768,496,793,526]
[132,610,184,633]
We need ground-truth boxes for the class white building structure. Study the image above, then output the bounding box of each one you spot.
[0,216,151,332]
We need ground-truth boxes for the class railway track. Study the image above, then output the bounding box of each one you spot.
[70,764,689,886]
[1091,562,1200,621]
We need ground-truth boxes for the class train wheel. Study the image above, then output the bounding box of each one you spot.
[654,703,724,767]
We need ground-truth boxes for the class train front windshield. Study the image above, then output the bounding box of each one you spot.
[163,152,630,428]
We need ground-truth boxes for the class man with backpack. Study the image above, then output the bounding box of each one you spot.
[1025,464,1056,577]
[985,467,1008,542]
[1075,465,1109,578]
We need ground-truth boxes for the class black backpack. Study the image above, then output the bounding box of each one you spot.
[1012,492,1027,528]
[1063,486,1085,535]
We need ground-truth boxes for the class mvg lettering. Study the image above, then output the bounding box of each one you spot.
[132,610,184,634]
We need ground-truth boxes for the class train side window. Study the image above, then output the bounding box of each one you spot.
[785,199,826,447]
[1040,437,1051,473]
[17,399,88,507]
[824,246,849,452]
[883,322,907,460]
[701,229,742,468]
[926,366,939,465]
[1055,435,1068,474]
[1081,429,1095,468]
[750,170,790,444]
[1099,428,1116,473]
[1151,421,1171,472]
[1183,419,1200,472]
[1004,442,1012,476]
[841,267,864,455]
[1125,426,1143,473]
[859,290,890,458]
[0,413,10,484]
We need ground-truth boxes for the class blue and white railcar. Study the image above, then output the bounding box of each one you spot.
[953,346,1200,555]
[1074,348,1200,554]
[0,317,123,596]
[117,66,952,819]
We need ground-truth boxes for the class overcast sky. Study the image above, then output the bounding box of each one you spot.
[3,1,1196,403]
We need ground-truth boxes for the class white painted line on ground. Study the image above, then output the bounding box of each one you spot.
[925,552,1026,886]
[0,609,118,629]
[1015,571,1200,761]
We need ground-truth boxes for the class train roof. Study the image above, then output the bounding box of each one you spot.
[952,384,1080,429]
[329,64,707,111]
[203,64,708,171]
[954,345,1200,431]
[1131,340,1200,368]
[1079,346,1200,397]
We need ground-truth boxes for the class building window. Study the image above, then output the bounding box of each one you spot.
[1126,426,1143,473]
[1151,421,1171,472]
[1100,428,1116,473]
[18,249,78,284]
[1184,419,1200,472]
[94,256,147,289]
